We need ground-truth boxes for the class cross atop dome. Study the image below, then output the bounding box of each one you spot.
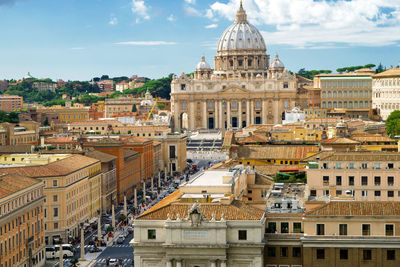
[235,0,247,23]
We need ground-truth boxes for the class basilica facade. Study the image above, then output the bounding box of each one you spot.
[171,3,298,131]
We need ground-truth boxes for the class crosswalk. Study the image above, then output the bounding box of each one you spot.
[76,244,131,249]
[94,258,133,266]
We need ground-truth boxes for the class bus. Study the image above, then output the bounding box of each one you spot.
[54,244,74,258]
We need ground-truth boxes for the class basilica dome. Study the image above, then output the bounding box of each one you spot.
[269,54,284,69]
[196,56,211,70]
[217,2,266,53]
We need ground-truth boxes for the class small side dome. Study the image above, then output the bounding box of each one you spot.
[196,56,211,70]
[269,54,285,69]
[256,73,262,78]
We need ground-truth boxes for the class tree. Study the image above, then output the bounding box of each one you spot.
[376,63,385,74]
[100,75,109,80]
[386,110,400,138]
[43,117,49,126]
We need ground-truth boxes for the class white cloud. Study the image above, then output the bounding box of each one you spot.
[184,5,202,17]
[132,0,150,23]
[208,0,400,47]
[114,41,177,46]
[109,14,118,25]
[167,14,176,22]
[205,24,218,29]
[184,0,196,4]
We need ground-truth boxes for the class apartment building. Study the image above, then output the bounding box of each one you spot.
[104,97,138,118]
[0,121,40,146]
[314,68,373,111]
[1,155,102,245]
[0,173,45,267]
[307,151,400,201]
[122,136,154,180]
[0,95,23,112]
[37,107,89,124]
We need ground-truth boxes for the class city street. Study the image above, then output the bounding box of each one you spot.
[92,233,133,267]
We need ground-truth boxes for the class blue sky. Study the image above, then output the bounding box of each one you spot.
[0,0,399,81]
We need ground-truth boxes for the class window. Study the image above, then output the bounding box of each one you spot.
[335,163,342,169]
[339,224,347,236]
[293,247,301,258]
[361,163,368,169]
[374,176,381,186]
[361,176,368,186]
[340,249,348,260]
[147,229,156,240]
[388,191,394,198]
[336,176,342,185]
[388,163,394,169]
[316,224,325,235]
[267,247,276,257]
[316,249,325,259]
[323,176,329,185]
[280,247,288,257]
[52,180,58,187]
[374,163,381,169]
[238,230,247,240]
[362,224,370,236]
[386,224,394,236]
[323,190,329,196]
[363,249,372,260]
[54,223,58,229]
[310,190,316,197]
[180,84,186,90]
[281,222,289,233]
[283,82,289,88]
[348,175,354,184]
[53,208,58,217]
[362,190,368,197]
[387,250,395,261]
[374,190,381,197]
[53,195,58,202]
[388,176,394,186]
[293,222,302,233]
[267,222,277,233]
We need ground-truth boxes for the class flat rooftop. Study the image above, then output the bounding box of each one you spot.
[185,170,233,187]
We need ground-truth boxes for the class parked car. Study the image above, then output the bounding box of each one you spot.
[116,235,125,244]
[127,226,134,234]
[88,246,102,253]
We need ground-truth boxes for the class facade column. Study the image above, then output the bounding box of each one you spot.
[210,260,216,267]
[250,100,254,125]
[134,187,137,209]
[226,101,231,129]
[203,100,207,129]
[215,101,219,128]
[219,101,223,129]
[166,260,172,267]
[238,99,242,128]
[221,260,226,267]
[274,100,280,124]
[111,204,115,229]
[262,100,266,125]
[246,99,250,126]
[176,260,182,267]
[189,101,195,130]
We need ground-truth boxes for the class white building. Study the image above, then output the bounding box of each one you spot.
[132,168,266,267]
[372,67,400,120]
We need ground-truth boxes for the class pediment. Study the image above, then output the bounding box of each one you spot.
[219,85,250,93]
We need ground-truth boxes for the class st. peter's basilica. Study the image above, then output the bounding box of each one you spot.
[171,1,299,132]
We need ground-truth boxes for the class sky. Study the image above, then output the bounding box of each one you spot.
[0,0,400,81]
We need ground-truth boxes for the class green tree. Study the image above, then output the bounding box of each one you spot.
[43,117,49,126]
[376,63,385,74]
[386,110,400,138]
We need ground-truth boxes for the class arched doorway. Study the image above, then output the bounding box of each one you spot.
[180,112,188,130]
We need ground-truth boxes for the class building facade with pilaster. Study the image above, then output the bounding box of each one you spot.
[171,3,297,131]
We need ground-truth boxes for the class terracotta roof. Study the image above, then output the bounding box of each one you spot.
[352,135,396,143]
[137,200,264,221]
[306,201,400,216]
[113,126,170,131]
[237,145,319,160]
[237,134,270,144]
[85,150,117,163]
[0,173,41,199]
[121,136,151,144]
[373,68,400,78]
[45,136,75,143]
[140,189,183,217]
[69,120,121,125]
[320,151,400,161]
[1,154,99,177]
[0,145,32,154]
[321,137,360,144]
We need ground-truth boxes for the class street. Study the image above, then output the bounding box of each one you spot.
[92,233,134,267]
